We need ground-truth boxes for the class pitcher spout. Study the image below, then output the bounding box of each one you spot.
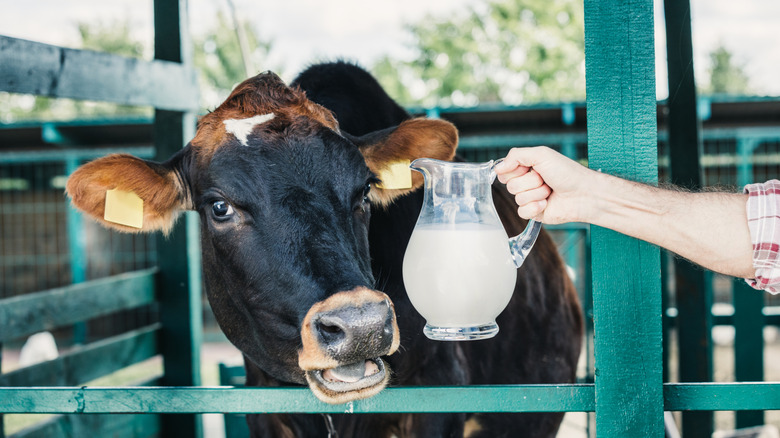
[409,157,441,177]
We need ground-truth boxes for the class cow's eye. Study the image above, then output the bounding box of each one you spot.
[353,183,372,215]
[362,182,372,202]
[211,200,234,220]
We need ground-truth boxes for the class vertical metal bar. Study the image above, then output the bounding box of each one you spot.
[737,138,757,188]
[154,0,202,437]
[561,138,592,438]
[1,348,3,438]
[560,141,583,322]
[661,251,671,383]
[65,157,88,344]
[1,165,5,438]
[734,137,764,428]
[154,113,203,437]
[675,267,712,436]
[584,0,663,436]
[663,1,713,434]
[0,163,2,431]
[583,225,594,438]
[733,279,765,427]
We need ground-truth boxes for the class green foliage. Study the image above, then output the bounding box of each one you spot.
[0,19,151,122]
[192,12,275,109]
[371,0,585,107]
[0,13,274,122]
[704,44,751,95]
[78,20,146,58]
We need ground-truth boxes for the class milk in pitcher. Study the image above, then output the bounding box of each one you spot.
[402,223,517,327]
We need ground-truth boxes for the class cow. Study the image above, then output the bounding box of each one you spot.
[66,62,583,437]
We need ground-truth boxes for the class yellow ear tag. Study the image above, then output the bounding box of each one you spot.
[376,160,412,190]
[104,189,144,229]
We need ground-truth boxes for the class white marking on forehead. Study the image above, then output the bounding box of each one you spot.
[223,113,275,146]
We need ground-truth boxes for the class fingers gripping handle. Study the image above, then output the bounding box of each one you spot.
[508,219,542,268]
[491,158,541,268]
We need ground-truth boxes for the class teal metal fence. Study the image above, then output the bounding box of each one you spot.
[3,102,780,438]
[3,0,780,437]
[0,0,202,437]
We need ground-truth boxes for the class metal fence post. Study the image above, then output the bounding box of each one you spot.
[65,156,88,345]
[584,0,664,435]
[0,349,3,438]
[663,0,713,435]
[154,0,203,437]
[734,137,765,428]
[733,279,765,428]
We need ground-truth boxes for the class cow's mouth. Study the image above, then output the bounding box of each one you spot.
[305,357,389,404]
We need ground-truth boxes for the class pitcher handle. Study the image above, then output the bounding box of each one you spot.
[508,219,542,268]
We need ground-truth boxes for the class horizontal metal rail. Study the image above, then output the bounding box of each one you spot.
[11,413,160,438]
[457,127,780,150]
[0,268,157,343]
[0,36,199,111]
[0,324,160,387]
[662,305,780,326]
[2,383,779,414]
[0,385,596,414]
[6,375,163,438]
[664,383,780,411]
[0,147,155,164]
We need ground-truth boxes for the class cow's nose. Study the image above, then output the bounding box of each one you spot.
[314,300,394,363]
[299,287,401,372]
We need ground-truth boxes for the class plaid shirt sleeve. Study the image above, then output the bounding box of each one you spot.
[744,180,780,294]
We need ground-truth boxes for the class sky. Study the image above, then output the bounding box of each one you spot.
[1,0,779,102]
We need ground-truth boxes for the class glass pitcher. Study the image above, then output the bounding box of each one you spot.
[402,158,542,341]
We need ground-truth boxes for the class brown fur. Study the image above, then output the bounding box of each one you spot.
[361,118,458,206]
[66,74,458,236]
[65,154,185,234]
[463,417,482,437]
[191,72,339,162]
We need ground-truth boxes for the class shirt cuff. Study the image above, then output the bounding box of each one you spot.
[743,180,780,294]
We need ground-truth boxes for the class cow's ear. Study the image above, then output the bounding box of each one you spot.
[356,118,458,206]
[66,148,191,234]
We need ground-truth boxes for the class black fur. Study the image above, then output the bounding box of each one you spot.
[240,62,584,437]
[198,125,376,386]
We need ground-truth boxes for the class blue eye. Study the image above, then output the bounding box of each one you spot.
[211,200,234,220]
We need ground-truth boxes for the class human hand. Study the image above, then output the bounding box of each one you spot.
[495,146,591,224]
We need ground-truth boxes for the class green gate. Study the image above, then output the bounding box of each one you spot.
[2,1,779,437]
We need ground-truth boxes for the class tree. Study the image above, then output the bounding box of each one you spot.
[0,19,151,122]
[704,44,751,95]
[0,14,275,122]
[78,20,146,58]
[193,11,276,110]
[371,0,585,107]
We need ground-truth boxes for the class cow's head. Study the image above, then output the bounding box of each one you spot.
[66,72,457,403]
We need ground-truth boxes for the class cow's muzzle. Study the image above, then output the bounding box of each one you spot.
[299,287,400,404]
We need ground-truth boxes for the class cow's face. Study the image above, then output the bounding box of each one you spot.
[66,72,457,403]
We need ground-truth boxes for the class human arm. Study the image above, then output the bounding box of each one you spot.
[494,146,754,279]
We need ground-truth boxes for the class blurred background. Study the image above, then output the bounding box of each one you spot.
[1,0,780,436]
[1,0,779,118]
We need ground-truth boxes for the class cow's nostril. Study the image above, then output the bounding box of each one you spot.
[315,317,347,347]
[309,299,396,363]
[383,311,394,337]
[320,323,342,334]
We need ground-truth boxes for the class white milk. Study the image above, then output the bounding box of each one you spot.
[402,223,517,327]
